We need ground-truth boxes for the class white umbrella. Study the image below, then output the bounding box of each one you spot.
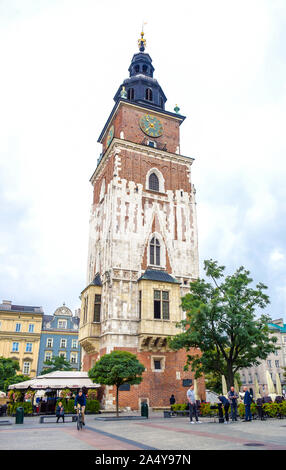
[222,375,228,397]
[0,391,6,397]
[234,379,242,403]
[194,379,200,401]
[266,370,276,401]
[254,377,261,399]
[275,373,282,396]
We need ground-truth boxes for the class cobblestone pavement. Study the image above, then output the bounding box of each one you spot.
[0,411,285,451]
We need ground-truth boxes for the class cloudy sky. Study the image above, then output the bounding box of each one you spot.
[0,0,285,320]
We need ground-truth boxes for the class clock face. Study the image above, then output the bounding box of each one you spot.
[106,125,114,147]
[139,114,163,138]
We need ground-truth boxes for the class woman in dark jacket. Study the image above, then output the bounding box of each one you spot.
[56,401,65,423]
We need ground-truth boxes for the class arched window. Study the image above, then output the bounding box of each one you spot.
[150,236,160,266]
[145,88,153,101]
[149,172,159,192]
[128,88,135,100]
[142,65,148,74]
[134,65,140,74]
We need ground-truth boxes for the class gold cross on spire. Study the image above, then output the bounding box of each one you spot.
[138,22,147,51]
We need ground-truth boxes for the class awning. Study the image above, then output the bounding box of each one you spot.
[8,371,100,390]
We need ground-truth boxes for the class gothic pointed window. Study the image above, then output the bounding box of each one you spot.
[149,172,159,192]
[150,236,160,266]
[145,88,153,101]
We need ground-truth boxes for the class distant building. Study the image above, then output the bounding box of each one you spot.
[37,303,81,375]
[239,318,286,394]
[0,300,44,378]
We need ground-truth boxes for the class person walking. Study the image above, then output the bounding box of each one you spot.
[170,394,176,415]
[74,389,87,425]
[218,395,230,423]
[228,386,239,421]
[56,401,65,423]
[187,385,202,424]
[243,386,252,422]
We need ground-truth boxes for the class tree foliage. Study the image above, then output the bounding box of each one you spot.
[0,357,20,391]
[40,355,73,375]
[88,350,145,416]
[169,259,278,389]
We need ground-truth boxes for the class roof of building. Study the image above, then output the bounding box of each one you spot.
[268,322,286,333]
[0,301,43,314]
[137,269,180,284]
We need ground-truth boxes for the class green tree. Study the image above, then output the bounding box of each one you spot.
[4,374,31,393]
[40,355,73,375]
[169,259,278,389]
[0,357,20,391]
[88,350,145,417]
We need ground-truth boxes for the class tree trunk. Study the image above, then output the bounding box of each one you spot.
[116,385,119,418]
[226,362,234,390]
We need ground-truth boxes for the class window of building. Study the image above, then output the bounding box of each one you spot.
[25,343,32,352]
[93,295,101,323]
[23,362,30,375]
[72,339,78,349]
[150,237,160,266]
[249,375,253,384]
[128,88,134,100]
[12,342,19,352]
[45,352,52,362]
[83,296,88,324]
[139,291,142,320]
[274,350,278,356]
[134,65,140,73]
[275,360,280,368]
[267,360,272,368]
[46,338,53,348]
[0,321,1,329]
[149,172,159,192]
[58,319,67,329]
[59,351,66,359]
[142,65,148,74]
[147,140,156,148]
[60,338,67,348]
[28,324,34,333]
[15,323,21,332]
[145,88,153,101]
[70,353,78,364]
[153,290,170,320]
[154,360,161,370]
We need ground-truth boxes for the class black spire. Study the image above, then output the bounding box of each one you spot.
[113,32,167,110]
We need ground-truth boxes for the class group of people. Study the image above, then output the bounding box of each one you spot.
[56,389,86,424]
[169,384,255,424]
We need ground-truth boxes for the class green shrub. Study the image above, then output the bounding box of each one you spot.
[86,399,100,414]
[7,402,33,416]
[172,403,187,411]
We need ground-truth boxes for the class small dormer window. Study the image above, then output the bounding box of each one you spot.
[145,88,152,101]
[128,88,135,100]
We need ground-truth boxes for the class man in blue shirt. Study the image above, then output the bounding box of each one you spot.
[243,386,252,422]
[74,389,87,425]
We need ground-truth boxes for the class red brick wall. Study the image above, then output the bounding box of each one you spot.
[83,347,205,410]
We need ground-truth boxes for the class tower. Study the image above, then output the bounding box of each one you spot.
[79,33,204,410]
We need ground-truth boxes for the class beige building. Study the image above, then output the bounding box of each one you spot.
[0,300,43,378]
[239,318,286,395]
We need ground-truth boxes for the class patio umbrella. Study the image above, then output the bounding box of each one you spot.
[275,373,282,396]
[266,370,277,402]
[234,379,242,403]
[254,377,261,399]
[194,379,200,401]
[222,375,228,397]
[0,391,6,397]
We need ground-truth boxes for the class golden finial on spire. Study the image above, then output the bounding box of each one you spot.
[138,22,147,52]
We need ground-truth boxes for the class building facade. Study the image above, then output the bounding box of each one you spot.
[239,318,286,394]
[37,304,81,375]
[79,33,205,410]
[0,300,43,377]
